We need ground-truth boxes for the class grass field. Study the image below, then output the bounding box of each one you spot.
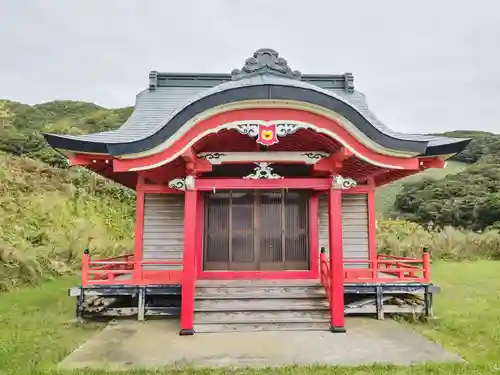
[0,261,498,375]
[375,160,467,214]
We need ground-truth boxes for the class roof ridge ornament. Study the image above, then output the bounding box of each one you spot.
[149,71,158,90]
[231,48,302,81]
[343,73,355,93]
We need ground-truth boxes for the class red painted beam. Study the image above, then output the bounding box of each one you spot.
[362,168,390,181]
[136,177,180,194]
[197,270,317,280]
[420,157,446,169]
[313,147,353,174]
[69,153,112,166]
[182,148,212,174]
[195,178,332,190]
[375,169,422,187]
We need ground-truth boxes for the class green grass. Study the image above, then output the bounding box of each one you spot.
[376,160,467,214]
[1,261,499,374]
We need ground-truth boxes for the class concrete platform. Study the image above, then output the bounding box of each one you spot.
[59,318,462,370]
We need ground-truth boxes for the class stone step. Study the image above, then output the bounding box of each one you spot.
[195,285,325,298]
[194,321,329,333]
[196,280,322,287]
[195,309,329,323]
[195,292,326,300]
[194,298,329,311]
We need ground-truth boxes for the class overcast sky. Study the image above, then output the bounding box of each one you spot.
[1,0,499,134]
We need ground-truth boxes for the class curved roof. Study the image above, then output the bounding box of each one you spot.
[44,49,470,157]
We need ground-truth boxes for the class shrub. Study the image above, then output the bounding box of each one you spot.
[377,219,500,260]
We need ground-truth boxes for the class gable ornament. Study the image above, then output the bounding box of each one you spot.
[228,121,309,146]
[332,174,357,190]
[244,162,283,179]
[168,176,196,191]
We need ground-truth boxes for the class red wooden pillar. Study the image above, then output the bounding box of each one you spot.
[328,188,346,333]
[133,190,145,283]
[367,188,377,274]
[309,193,320,279]
[195,191,204,275]
[179,189,198,335]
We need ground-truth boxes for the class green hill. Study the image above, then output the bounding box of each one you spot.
[0,99,135,290]
[376,160,467,214]
[0,99,132,167]
[388,131,500,230]
[377,130,500,217]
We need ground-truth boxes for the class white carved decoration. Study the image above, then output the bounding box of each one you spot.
[168,176,196,191]
[300,152,331,163]
[276,123,306,136]
[243,162,283,179]
[227,121,310,145]
[332,174,357,190]
[197,152,227,162]
[232,123,259,137]
[198,151,330,165]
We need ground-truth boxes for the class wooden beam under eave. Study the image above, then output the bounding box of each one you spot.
[136,175,180,193]
[69,154,112,167]
[182,148,212,174]
[312,147,353,174]
[420,157,446,169]
[359,168,391,183]
[374,169,422,187]
[138,170,167,185]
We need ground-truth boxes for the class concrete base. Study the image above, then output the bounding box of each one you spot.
[330,326,346,333]
[59,318,462,370]
[179,328,195,336]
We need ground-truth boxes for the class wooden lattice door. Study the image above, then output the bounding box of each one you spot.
[203,190,310,271]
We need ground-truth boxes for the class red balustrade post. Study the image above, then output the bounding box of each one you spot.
[319,248,327,289]
[179,189,198,335]
[328,187,346,333]
[422,247,431,282]
[82,249,90,286]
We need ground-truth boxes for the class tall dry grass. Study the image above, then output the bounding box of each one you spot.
[0,152,134,290]
[377,218,500,260]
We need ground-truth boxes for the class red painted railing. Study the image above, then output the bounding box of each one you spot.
[319,251,431,287]
[81,253,183,286]
[319,251,332,304]
[344,252,431,283]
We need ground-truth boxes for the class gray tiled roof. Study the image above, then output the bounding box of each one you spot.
[55,74,458,148]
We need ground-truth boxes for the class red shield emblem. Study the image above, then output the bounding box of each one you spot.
[256,124,279,146]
